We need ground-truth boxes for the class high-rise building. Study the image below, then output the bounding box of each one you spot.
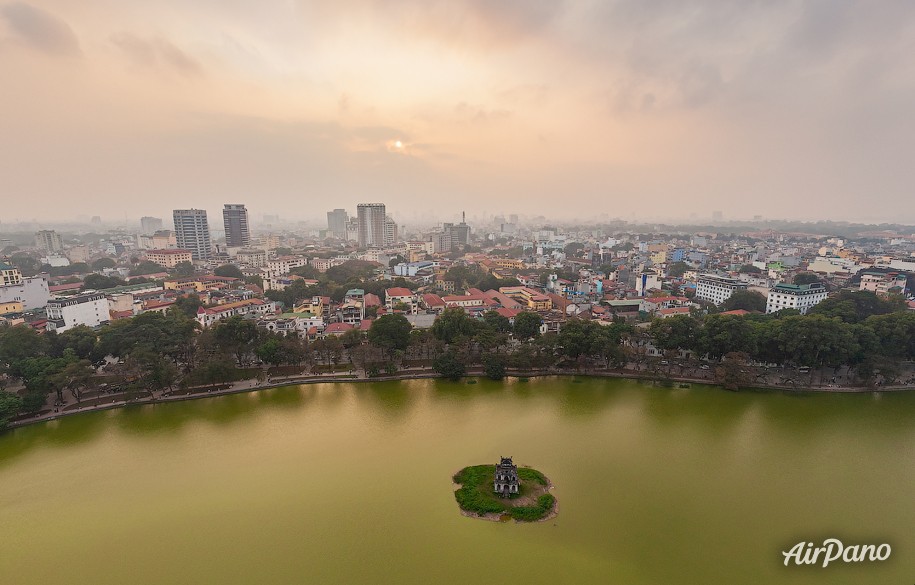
[384,215,398,245]
[140,216,163,233]
[327,209,348,238]
[172,209,212,260]
[357,203,386,248]
[35,230,63,254]
[222,204,250,248]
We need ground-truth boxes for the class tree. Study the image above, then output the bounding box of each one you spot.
[130,261,166,276]
[715,352,751,390]
[432,308,478,344]
[212,316,260,366]
[0,325,49,377]
[214,264,244,279]
[92,257,117,270]
[368,314,412,355]
[0,391,24,431]
[697,315,756,360]
[9,252,41,276]
[793,272,821,285]
[482,310,512,334]
[433,350,466,380]
[667,261,691,277]
[720,290,767,313]
[482,353,506,380]
[82,273,125,290]
[738,264,762,274]
[809,290,903,324]
[289,265,320,279]
[51,358,95,403]
[513,311,542,341]
[173,261,195,276]
[649,315,699,352]
[340,328,365,350]
[170,295,202,318]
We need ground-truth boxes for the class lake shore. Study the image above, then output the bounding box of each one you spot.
[5,365,912,431]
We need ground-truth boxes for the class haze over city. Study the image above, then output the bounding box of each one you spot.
[2,1,914,223]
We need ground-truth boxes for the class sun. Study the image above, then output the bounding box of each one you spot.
[394,140,403,148]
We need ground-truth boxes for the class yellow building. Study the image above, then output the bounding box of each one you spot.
[145,249,193,268]
[0,300,24,315]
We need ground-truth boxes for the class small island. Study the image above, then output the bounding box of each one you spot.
[452,457,557,522]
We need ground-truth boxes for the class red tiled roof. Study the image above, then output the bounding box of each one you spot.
[385,287,413,297]
[495,307,521,318]
[364,293,382,307]
[422,293,445,307]
[359,319,373,331]
[720,309,750,316]
[324,322,354,333]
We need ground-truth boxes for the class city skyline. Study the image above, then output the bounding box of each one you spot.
[1,1,914,223]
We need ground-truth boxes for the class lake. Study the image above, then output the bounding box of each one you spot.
[1,377,914,584]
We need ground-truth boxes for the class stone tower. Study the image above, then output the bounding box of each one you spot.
[494,456,520,498]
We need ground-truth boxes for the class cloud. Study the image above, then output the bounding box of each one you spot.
[110,33,203,77]
[0,2,80,55]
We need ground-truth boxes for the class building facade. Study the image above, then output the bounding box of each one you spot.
[357,203,386,247]
[173,209,212,260]
[327,209,348,238]
[0,275,50,310]
[493,457,520,498]
[46,293,110,333]
[140,216,163,233]
[35,230,63,254]
[145,249,193,268]
[222,204,251,248]
[765,283,828,314]
[695,274,748,305]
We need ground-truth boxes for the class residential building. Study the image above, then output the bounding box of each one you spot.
[223,204,251,248]
[196,298,274,327]
[46,293,110,333]
[145,249,193,268]
[385,287,415,312]
[0,262,22,286]
[236,249,267,268]
[357,203,386,247]
[140,216,163,233]
[173,209,212,260]
[0,301,23,315]
[766,283,828,314]
[327,209,348,238]
[384,215,398,245]
[695,274,748,305]
[0,274,50,310]
[35,230,63,254]
[265,256,309,278]
[859,272,907,296]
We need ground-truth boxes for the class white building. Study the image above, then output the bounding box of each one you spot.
[0,274,50,311]
[765,283,827,315]
[695,274,748,305]
[46,293,110,333]
[265,256,309,278]
[859,272,907,295]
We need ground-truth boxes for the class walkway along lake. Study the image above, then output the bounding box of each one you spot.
[1,377,913,584]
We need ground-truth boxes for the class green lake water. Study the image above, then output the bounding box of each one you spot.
[1,377,914,584]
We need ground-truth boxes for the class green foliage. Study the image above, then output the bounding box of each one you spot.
[169,295,202,318]
[452,465,555,521]
[289,265,320,279]
[809,290,904,323]
[649,315,699,353]
[432,308,478,344]
[368,314,412,353]
[668,262,691,277]
[172,261,195,276]
[9,252,41,276]
[0,391,24,431]
[738,264,762,274]
[482,354,506,380]
[433,350,466,380]
[512,311,542,341]
[82,273,126,290]
[482,310,511,334]
[214,264,244,279]
[793,272,821,285]
[720,290,767,312]
[509,494,555,521]
[92,257,117,270]
[130,261,166,276]
[325,260,379,284]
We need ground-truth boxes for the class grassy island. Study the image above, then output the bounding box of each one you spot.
[452,465,556,522]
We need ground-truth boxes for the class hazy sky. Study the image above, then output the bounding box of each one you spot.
[1,1,914,224]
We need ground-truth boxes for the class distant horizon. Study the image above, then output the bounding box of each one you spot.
[2,2,914,223]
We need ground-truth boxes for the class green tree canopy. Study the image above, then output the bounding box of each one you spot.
[720,290,767,313]
[512,312,542,341]
[214,264,244,279]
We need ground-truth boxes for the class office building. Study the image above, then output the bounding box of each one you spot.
[35,230,63,254]
[173,209,212,260]
[140,216,163,233]
[223,204,251,248]
[327,209,348,238]
[357,203,386,247]
[46,293,110,333]
[384,215,398,245]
